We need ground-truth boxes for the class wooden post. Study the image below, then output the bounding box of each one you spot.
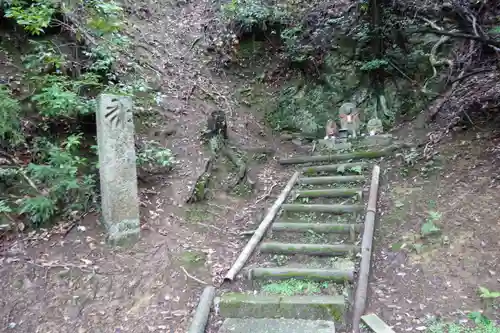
[352,165,380,333]
[224,172,300,280]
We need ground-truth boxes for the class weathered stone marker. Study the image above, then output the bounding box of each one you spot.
[96,94,140,245]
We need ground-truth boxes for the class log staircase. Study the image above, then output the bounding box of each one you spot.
[213,148,385,333]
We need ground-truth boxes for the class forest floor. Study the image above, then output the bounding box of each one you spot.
[0,0,499,332]
[366,120,500,331]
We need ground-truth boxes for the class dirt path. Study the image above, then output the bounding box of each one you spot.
[0,1,300,332]
[366,125,500,330]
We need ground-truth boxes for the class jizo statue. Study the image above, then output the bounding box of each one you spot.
[339,102,361,138]
[366,118,383,136]
[324,119,338,140]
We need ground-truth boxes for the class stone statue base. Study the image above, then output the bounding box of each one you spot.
[318,138,352,151]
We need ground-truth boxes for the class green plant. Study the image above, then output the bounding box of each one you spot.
[421,210,441,237]
[427,316,500,333]
[18,195,57,226]
[0,86,23,145]
[22,41,67,72]
[86,0,124,34]
[4,0,55,35]
[262,279,327,296]
[30,74,100,118]
[136,140,175,169]
[222,0,287,33]
[479,287,500,300]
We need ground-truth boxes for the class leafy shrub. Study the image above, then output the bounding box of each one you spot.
[0,86,23,145]
[266,84,333,135]
[4,0,55,35]
[137,140,175,170]
[222,0,288,33]
[0,0,167,229]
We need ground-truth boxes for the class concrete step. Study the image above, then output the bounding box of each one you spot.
[216,293,345,321]
[218,318,336,333]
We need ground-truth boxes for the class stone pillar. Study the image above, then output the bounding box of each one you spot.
[95,94,140,245]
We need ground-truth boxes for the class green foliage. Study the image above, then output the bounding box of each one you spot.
[281,26,314,63]
[4,0,55,35]
[0,200,13,214]
[427,315,500,333]
[85,0,124,34]
[479,287,500,300]
[266,84,332,135]
[360,59,389,71]
[22,41,67,72]
[421,210,441,237]
[222,0,288,32]
[0,0,164,229]
[136,141,175,169]
[30,74,100,118]
[0,86,23,145]
[262,279,327,296]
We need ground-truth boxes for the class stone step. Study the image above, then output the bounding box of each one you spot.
[216,293,345,321]
[218,318,336,333]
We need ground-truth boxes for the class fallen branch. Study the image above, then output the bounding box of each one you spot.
[181,266,208,285]
[255,181,278,204]
[0,149,44,195]
[416,28,500,49]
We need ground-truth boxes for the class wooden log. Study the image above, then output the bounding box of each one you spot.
[271,222,363,234]
[282,204,363,213]
[224,172,301,281]
[295,188,362,198]
[361,313,395,333]
[299,175,365,185]
[187,286,216,333]
[302,162,367,174]
[259,242,359,256]
[279,149,392,165]
[352,165,381,333]
[249,267,354,282]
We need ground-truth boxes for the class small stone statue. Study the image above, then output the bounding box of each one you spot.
[366,118,383,136]
[324,119,338,140]
[339,102,361,138]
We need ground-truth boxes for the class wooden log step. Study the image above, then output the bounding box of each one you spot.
[302,162,367,174]
[282,204,364,213]
[279,150,392,165]
[295,188,362,198]
[271,222,363,234]
[259,242,359,256]
[299,175,364,185]
[248,267,354,282]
